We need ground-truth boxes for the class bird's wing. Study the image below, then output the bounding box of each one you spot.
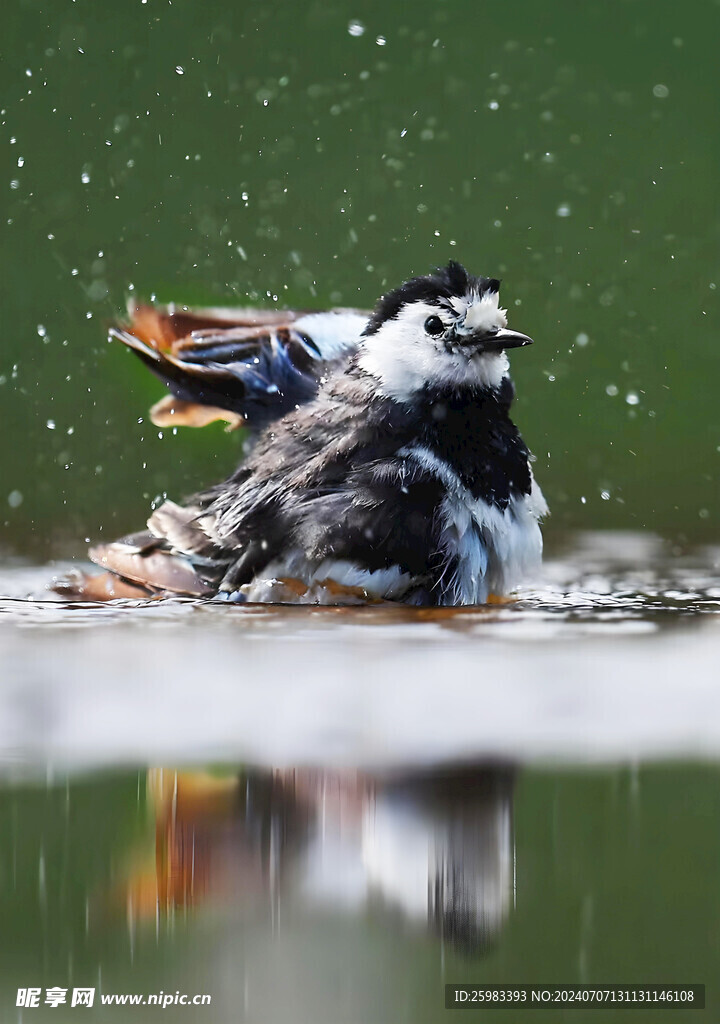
[51,503,230,601]
[181,377,451,598]
[86,501,230,597]
[113,300,369,430]
[53,371,443,603]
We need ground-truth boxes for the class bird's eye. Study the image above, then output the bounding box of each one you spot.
[424,315,444,336]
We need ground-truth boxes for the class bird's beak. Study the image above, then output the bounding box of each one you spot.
[476,328,533,351]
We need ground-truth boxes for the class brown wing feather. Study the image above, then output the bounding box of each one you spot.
[89,539,215,597]
[147,500,221,563]
[148,395,244,430]
[112,299,369,430]
[126,301,303,354]
[111,305,311,427]
[51,570,155,601]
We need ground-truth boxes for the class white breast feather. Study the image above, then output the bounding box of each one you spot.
[400,446,547,605]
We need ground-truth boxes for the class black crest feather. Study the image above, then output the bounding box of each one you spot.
[363,261,501,336]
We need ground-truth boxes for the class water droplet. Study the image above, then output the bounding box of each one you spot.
[600,490,611,501]
[653,83,669,99]
[87,279,109,301]
[8,490,23,508]
[599,288,618,307]
[81,172,90,184]
[348,19,365,37]
[556,203,571,218]
[47,419,56,430]
[37,325,47,338]
[575,332,589,347]
[626,391,640,405]
[606,384,618,396]
[375,35,386,46]
[488,101,499,110]
[175,66,185,75]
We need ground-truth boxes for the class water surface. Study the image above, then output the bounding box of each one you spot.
[1,532,719,774]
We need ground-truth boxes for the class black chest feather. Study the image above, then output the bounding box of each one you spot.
[415,382,532,508]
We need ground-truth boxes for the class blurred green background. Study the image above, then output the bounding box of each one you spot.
[1,0,719,560]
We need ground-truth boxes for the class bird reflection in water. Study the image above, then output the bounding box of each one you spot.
[119,765,515,955]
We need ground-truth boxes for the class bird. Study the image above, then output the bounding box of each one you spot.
[56,261,548,606]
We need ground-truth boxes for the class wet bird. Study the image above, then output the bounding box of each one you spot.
[59,261,547,605]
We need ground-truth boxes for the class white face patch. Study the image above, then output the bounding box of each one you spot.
[358,292,513,403]
[456,290,508,336]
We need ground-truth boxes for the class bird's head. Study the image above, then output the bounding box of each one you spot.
[358,261,532,401]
